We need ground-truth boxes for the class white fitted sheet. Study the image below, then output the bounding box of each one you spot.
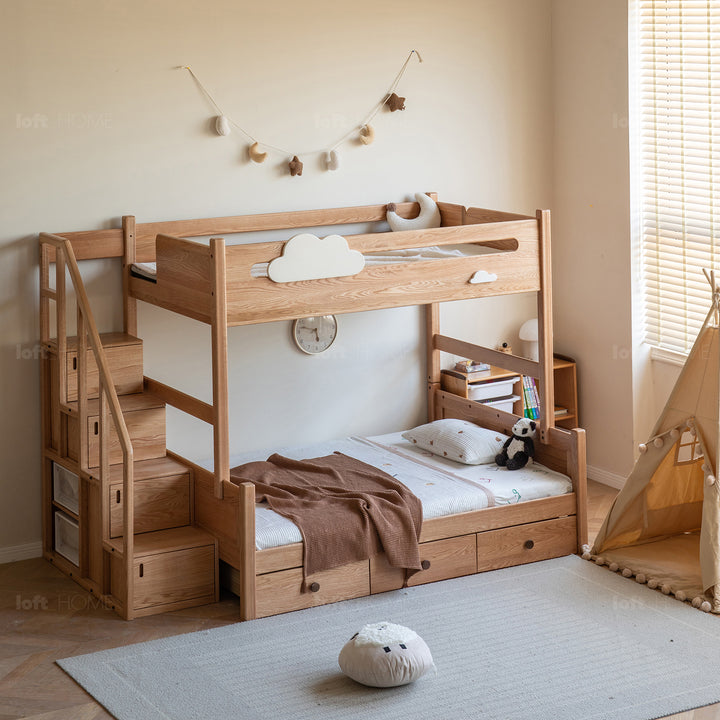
[214,432,572,551]
[131,245,494,283]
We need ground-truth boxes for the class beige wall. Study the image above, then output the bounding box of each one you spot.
[551,0,634,485]
[0,0,554,557]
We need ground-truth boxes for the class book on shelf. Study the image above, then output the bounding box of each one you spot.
[454,360,491,378]
[455,359,490,372]
[522,375,540,420]
[554,406,569,418]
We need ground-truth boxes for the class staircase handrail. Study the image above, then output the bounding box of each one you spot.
[39,232,136,618]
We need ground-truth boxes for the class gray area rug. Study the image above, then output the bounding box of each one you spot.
[58,556,720,720]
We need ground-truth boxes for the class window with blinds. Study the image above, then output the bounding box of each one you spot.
[636,0,720,354]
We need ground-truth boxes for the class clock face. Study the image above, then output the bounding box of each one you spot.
[292,315,338,354]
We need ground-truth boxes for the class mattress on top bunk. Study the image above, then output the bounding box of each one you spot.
[209,432,572,552]
[130,244,494,283]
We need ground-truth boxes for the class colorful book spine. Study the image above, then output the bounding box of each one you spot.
[522,376,540,420]
[522,376,534,419]
[530,377,541,419]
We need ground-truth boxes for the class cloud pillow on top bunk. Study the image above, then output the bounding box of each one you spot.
[401,419,507,465]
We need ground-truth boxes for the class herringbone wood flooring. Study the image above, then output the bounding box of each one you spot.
[1,481,718,719]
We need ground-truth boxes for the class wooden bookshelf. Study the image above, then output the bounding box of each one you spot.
[551,355,579,429]
[440,356,579,428]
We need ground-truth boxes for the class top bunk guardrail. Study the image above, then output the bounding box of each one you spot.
[44,195,549,327]
[116,197,547,327]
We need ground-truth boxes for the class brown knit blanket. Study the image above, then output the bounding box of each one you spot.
[230,452,423,589]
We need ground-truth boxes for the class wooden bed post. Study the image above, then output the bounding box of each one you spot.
[536,209,554,443]
[570,427,589,550]
[238,482,257,620]
[122,216,137,337]
[426,303,441,421]
[210,237,229,500]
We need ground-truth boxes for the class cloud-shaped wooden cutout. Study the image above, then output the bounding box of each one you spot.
[469,270,498,284]
[267,233,365,283]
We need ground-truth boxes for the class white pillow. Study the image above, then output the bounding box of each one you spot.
[338,622,434,688]
[402,419,508,465]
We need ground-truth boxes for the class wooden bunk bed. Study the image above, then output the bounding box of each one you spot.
[39,194,587,621]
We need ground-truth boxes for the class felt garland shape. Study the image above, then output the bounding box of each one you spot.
[359,124,375,145]
[248,142,268,163]
[179,50,422,174]
[386,92,406,112]
[288,156,303,177]
[325,150,340,171]
[215,115,231,136]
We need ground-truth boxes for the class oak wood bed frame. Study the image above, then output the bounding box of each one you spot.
[47,194,588,620]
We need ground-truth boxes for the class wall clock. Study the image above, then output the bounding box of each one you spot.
[292,315,338,354]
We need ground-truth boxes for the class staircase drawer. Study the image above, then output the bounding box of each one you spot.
[476,515,577,572]
[370,535,477,594]
[254,561,369,618]
[111,543,217,610]
[109,474,190,538]
[67,403,166,468]
[65,334,143,402]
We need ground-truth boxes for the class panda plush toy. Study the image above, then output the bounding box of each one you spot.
[495,417,536,471]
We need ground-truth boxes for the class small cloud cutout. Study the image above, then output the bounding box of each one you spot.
[469,270,498,284]
[267,233,365,283]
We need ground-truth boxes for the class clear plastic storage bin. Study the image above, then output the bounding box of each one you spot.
[54,510,79,566]
[53,462,79,514]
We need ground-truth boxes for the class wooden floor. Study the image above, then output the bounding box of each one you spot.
[0,480,718,719]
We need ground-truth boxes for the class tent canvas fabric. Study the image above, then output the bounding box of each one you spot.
[591,292,720,612]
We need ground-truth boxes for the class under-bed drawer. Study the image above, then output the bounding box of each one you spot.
[476,515,576,572]
[370,535,477,594]
[254,560,369,619]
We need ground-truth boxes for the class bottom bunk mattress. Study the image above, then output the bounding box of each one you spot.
[211,430,573,551]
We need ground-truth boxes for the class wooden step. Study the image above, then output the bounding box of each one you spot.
[91,455,188,483]
[106,526,218,618]
[101,457,192,538]
[65,391,166,468]
[105,526,216,557]
[65,388,164,416]
[46,332,143,401]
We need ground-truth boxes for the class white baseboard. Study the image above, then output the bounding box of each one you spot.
[587,464,626,490]
[0,541,43,565]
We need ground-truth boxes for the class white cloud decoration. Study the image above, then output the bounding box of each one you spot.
[267,233,365,283]
[468,270,498,284]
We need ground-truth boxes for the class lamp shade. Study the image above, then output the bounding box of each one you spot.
[519,319,539,361]
[519,319,538,341]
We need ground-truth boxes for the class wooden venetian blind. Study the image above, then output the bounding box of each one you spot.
[637,0,720,354]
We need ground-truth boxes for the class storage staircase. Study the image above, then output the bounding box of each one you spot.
[39,236,218,620]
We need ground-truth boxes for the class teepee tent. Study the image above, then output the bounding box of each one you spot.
[591,278,720,611]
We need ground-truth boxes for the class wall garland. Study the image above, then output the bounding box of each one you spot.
[180,50,423,176]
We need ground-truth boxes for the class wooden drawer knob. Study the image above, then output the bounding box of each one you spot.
[524,540,535,550]
[421,559,431,570]
[309,582,320,592]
